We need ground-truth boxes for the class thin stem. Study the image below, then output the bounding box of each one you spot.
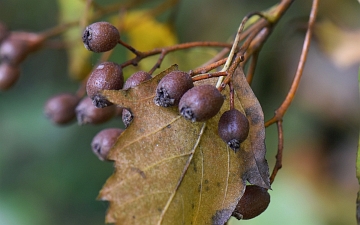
[189,57,228,76]
[246,51,259,85]
[120,41,233,68]
[191,71,227,82]
[229,82,235,110]
[265,0,319,127]
[270,120,284,184]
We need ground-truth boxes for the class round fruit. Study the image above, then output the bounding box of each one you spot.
[179,85,224,122]
[218,109,249,151]
[75,97,116,125]
[0,63,20,90]
[86,61,124,108]
[154,71,194,107]
[123,70,152,90]
[44,93,80,125]
[82,22,120,53]
[232,185,270,220]
[0,37,29,65]
[91,128,124,161]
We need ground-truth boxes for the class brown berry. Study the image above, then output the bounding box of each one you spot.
[82,22,120,53]
[154,71,194,107]
[86,62,124,108]
[218,109,249,152]
[0,37,29,65]
[44,93,80,125]
[75,97,116,125]
[179,85,224,122]
[123,70,152,90]
[233,185,270,220]
[0,63,20,90]
[91,128,124,161]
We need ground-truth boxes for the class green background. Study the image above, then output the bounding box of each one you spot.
[0,0,359,224]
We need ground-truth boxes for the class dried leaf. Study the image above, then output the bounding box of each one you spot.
[99,64,270,224]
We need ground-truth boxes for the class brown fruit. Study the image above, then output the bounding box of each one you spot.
[82,22,120,53]
[232,185,270,220]
[91,128,124,161]
[86,62,124,108]
[75,97,117,125]
[218,109,249,152]
[0,63,20,90]
[123,71,152,90]
[44,93,80,125]
[179,85,224,122]
[154,71,194,107]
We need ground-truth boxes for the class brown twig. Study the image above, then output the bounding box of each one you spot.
[270,120,284,184]
[120,41,233,68]
[189,57,228,76]
[246,51,259,85]
[266,0,319,185]
[191,71,227,82]
[265,0,319,127]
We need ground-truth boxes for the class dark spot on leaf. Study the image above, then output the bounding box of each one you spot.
[211,209,233,225]
[205,186,210,191]
[167,124,171,128]
[217,182,221,187]
[204,179,209,184]
[198,184,201,192]
[244,106,262,125]
[192,203,195,209]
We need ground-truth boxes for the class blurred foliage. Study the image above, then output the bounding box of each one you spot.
[0,0,359,225]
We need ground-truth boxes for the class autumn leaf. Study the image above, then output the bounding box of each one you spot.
[99,64,270,224]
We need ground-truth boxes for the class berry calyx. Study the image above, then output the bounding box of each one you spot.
[179,85,224,122]
[122,108,133,128]
[91,128,124,161]
[44,93,80,125]
[218,109,249,152]
[75,97,116,125]
[123,70,152,90]
[232,185,270,220]
[86,61,124,108]
[0,63,20,90]
[82,22,120,53]
[154,71,194,107]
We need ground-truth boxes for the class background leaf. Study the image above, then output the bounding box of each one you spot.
[99,65,269,224]
[58,0,93,80]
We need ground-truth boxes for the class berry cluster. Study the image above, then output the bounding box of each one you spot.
[0,22,45,90]
[154,70,250,152]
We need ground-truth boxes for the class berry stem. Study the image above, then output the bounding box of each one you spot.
[189,57,228,76]
[191,71,227,82]
[118,39,142,56]
[265,0,319,127]
[270,120,284,184]
[229,82,235,110]
[246,50,259,85]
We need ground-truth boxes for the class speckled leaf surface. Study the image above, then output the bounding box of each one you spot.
[99,64,270,225]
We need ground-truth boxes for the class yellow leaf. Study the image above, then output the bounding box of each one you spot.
[58,0,93,80]
[122,10,178,52]
[314,20,360,68]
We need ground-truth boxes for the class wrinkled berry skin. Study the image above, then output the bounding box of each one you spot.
[44,93,80,125]
[179,85,224,122]
[0,63,20,90]
[86,61,124,108]
[91,128,124,161]
[154,71,194,107]
[82,22,120,53]
[218,109,249,152]
[75,97,116,125]
[123,71,152,90]
[232,185,270,220]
